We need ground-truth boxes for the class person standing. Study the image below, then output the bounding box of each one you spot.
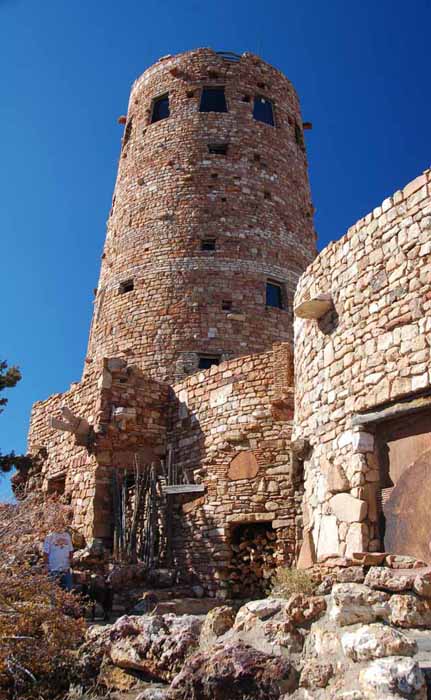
[43,528,74,591]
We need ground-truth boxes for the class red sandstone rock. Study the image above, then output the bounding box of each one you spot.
[168,641,298,699]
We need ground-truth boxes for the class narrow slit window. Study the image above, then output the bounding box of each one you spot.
[119,279,134,294]
[266,281,283,309]
[208,143,228,155]
[198,355,220,370]
[123,119,133,146]
[200,87,227,113]
[151,94,170,123]
[253,96,275,126]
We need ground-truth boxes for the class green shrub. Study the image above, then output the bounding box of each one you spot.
[271,567,315,598]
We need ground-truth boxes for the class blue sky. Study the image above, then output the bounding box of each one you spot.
[1,0,430,500]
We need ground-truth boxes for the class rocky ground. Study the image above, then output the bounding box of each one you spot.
[75,559,431,700]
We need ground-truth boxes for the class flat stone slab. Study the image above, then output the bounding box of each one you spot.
[294,293,333,319]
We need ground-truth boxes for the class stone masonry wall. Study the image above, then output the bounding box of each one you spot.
[168,343,301,595]
[85,48,316,383]
[293,169,431,564]
[27,368,100,539]
[27,359,170,541]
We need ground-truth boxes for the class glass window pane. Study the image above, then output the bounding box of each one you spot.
[253,96,274,126]
[266,282,283,308]
[152,95,170,123]
[200,88,228,113]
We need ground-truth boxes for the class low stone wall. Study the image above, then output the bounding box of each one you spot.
[169,343,300,595]
[26,359,170,541]
[293,169,431,563]
[27,367,100,538]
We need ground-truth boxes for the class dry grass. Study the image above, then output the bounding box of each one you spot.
[270,567,316,598]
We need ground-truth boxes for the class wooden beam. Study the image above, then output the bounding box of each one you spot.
[163,484,205,495]
[352,394,431,427]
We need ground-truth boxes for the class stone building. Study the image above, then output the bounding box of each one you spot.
[24,48,315,596]
[293,169,431,568]
[22,47,431,592]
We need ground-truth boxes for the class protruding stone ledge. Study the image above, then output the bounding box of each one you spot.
[49,404,91,446]
[226,512,275,523]
[294,293,333,320]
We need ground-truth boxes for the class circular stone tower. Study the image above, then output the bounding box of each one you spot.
[85,48,316,383]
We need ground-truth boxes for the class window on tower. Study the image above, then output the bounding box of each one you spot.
[266,280,284,309]
[119,279,134,294]
[201,238,216,251]
[151,94,170,123]
[200,87,228,113]
[253,96,275,126]
[198,354,220,370]
[208,143,228,155]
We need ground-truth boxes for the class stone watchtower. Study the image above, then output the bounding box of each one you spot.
[26,50,316,593]
[85,48,316,383]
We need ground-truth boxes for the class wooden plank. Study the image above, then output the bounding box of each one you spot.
[352,394,431,427]
[163,484,205,495]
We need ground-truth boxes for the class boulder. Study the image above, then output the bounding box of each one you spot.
[389,594,431,628]
[413,572,431,599]
[330,583,390,626]
[200,606,235,648]
[284,594,326,626]
[336,566,366,584]
[78,623,112,684]
[235,598,286,625]
[168,641,298,699]
[341,623,417,661]
[304,620,343,658]
[107,614,203,681]
[231,600,304,657]
[364,566,415,592]
[299,660,334,688]
[98,661,147,690]
[136,689,170,700]
[359,656,426,698]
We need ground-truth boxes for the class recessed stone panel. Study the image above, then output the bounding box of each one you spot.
[228,450,259,481]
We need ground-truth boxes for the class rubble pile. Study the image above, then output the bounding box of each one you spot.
[78,558,431,699]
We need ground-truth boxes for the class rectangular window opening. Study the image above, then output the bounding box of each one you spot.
[222,300,233,311]
[151,94,170,123]
[208,143,228,155]
[253,96,275,126]
[264,191,272,200]
[266,280,283,309]
[119,279,134,294]
[198,354,220,370]
[201,238,216,251]
[47,474,66,495]
[200,87,228,113]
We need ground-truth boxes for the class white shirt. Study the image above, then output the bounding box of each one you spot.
[43,531,73,572]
